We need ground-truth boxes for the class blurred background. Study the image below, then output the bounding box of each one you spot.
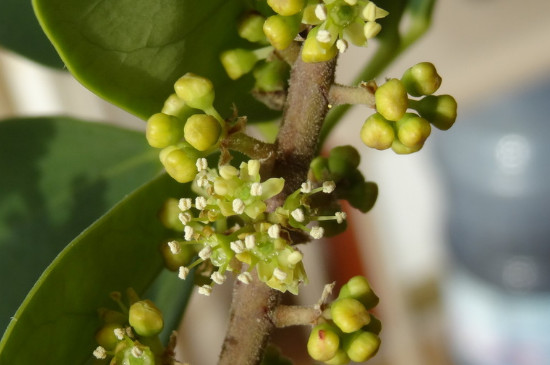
[1,0,550,364]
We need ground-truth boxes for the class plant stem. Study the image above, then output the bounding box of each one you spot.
[217,52,337,365]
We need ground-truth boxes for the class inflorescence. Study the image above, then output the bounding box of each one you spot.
[159,159,348,295]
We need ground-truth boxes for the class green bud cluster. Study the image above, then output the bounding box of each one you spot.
[260,0,388,62]
[92,290,167,364]
[146,73,227,183]
[309,145,377,228]
[307,276,381,364]
[361,62,458,154]
[162,159,348,295]
[220,13,291,98]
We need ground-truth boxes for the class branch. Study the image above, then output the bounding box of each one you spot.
[217,52,337,365]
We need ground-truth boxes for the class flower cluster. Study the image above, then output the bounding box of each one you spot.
[146,73,226,183]
[307,276,381,364]
[300,0,388,62]
[92,290,172,365]
[360,62,458,154]
[160,159,347,295]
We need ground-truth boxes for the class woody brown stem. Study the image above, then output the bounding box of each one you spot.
[217,51,337,365]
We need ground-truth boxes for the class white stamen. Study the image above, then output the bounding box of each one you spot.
[195,196,207,210]
[250,182,263,196]
[131,346,143,358]
[93,346,107,359]
[178,198,192,211]
[184,225,194,241]
[268,224,280,239]
[316,29,332,43]
[178,212,192,225]
[198,246,212,260]
[196,158,208,172]
[114,327,125,340]
[336,39,348,53]
[291,208,305,222]
[314,4,327,21]
[211,271,226,285]
[196,175,207,188]
[335,211,347,224]
[238,272,253,284]
[230,240,245,254]
[310,226,325,239]
[288,251,303,265]
[178,266,190,279]
[168,240,181,254]
[273,268,287,281]
[300,180,312,193]
[322,181,336,193]
[245,235,256,249]
[233,199,245,215]
[198,284,212,296]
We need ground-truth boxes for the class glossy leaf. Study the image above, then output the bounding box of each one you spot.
[0,116,162,335]
[0,0,63,68]
[0,172,188,364]
[32,0,279,122]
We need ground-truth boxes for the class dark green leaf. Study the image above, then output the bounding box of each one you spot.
[32,0,279,122]
[0,116,161,336]
[0,0,63,68]
[0,172,187,364]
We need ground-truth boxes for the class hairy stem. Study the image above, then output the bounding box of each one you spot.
[218,52,337,365]
[272,305,323,328]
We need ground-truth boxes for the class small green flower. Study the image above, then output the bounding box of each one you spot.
[331,297,371,333]
[375,78,409,122]
[183,114,222,151]
[307,323,341,362]
[360,112,395,150]
[128,300,164,337]
[174,73,215,112]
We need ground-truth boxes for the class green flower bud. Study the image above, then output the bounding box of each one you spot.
[302,27,338,63]
[363,314,382,335]
[253,59,289,92]
[238,13,267,43]
[307,323,341,362]
[129,300,164,337]
[267,0,305,16]
[401,62,442,96]
[413,94,458,130]
[343,331,380,363]
[331,297,370,333]
[183,114,221,151]
[220,48,260,80]
[375,78,409,121]
[338,276,379,310]
[395,113,431,148]
[309,156,331,182]
[263,14,300,50]
[161,93,194,120]
[302,4,324,25]
[146,113,183,148]
[158,198,184,231]
[391,138,422,154]
[160,147,197,183]
[360,112,395,150]
[328,145,361,180]
[160,239,195,271]
[95,323,123,351]
[324,348,350,365]
[174,73,215,111]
